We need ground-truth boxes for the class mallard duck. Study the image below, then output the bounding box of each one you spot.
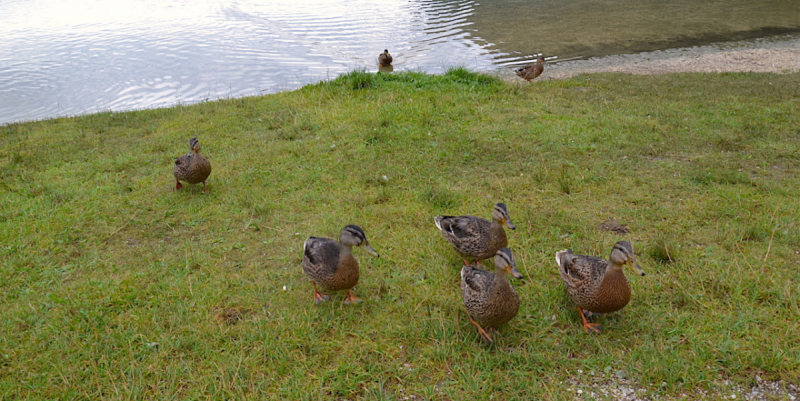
[556,241,645,334]
[434,203,515,264]
[302,225,379,304]
[378,49,393,66]
[515,56,545,81]
[461,248,522,343]
[173,137,212,191]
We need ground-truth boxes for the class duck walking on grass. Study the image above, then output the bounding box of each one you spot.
[302,225,379,305]
[173,138,212,191]
[461,248,522,343]
[378,49,393,66]
[556,241,645,334]
[515,56,546,81]
[434,203,516,265]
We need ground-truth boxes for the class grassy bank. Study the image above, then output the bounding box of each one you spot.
[1,69,799,399]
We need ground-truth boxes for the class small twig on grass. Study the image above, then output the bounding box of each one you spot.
[762,204,781,268]
[734,242,754,270]
[665,244,674,264]
[104,219,131,243]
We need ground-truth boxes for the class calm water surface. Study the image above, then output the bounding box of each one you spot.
[1,0,798,124]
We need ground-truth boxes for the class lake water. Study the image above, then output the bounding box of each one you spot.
[1,0,798,124]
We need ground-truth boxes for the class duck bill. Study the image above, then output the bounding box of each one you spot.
[629,260,645,276]
[507,265,523,279]
[505,219,516,230]
[362,243,380,258]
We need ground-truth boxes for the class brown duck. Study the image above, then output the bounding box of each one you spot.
[434,203,515,264]
[515,56,545,81]
[173,138,212,191]
[556,241,645,333]
[302,225,379,304]
[461,248,522,343]
[378,49,393,66]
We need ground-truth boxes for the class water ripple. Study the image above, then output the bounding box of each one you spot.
[0,0,487,123]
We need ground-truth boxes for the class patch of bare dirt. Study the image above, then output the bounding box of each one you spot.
[599,219,630,234]
[214,306,251,325]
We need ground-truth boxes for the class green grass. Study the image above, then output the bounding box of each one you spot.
[1,68,799,399]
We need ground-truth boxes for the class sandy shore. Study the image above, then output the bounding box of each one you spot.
[505,34,800,80]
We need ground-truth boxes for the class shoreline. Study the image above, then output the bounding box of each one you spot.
[504,34,800,80]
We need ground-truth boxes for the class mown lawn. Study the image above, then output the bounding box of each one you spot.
[1,69,798,399]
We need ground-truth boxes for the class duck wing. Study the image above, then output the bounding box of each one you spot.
[558,250,608,286]
[303,237,341,275]
[438,215,488,240]
[461,263,494,294]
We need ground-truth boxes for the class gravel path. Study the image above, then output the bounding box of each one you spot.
[504,34,800,80]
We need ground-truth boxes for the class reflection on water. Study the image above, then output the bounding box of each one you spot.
[1,0,798,124]
[0,0,492,124]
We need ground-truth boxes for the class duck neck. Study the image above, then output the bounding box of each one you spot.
[493,267,509,288]
[490,220,507,242]
[338,242,354,256]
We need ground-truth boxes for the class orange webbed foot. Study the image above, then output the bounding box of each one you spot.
[578,307,603,334]
[312,283,330,304]
[583,322,603,334]
[314,292,330,304]
[343,290,362,305]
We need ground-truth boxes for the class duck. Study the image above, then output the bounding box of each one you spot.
[173,137,212,191]
[378,49,393,66]
[434,203,515,264]
[515,56,546,81]
[461,248,522,343]
[302,225,379,304]
[556,241,645,333]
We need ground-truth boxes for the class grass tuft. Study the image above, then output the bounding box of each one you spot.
[333,69,375,89]
[647,234,677,264]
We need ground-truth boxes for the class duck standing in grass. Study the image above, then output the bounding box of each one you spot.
[434,203,515,265]
[461,248,522,343]
[302,225,379,305]
[556,241,645,333]
[173,137,212,191]
[515,56,546,81]
[378,49,393,66]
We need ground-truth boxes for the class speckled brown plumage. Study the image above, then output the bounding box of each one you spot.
[461,248,522,343]
[434,203,515,263]
[378,49,393,66]
[556,241,645,333]
[173,138,211,191]
[302,225,379,304]
[515,56,545,81]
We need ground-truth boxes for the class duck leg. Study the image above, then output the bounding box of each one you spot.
[487,327,501,338]
[312,282,330,304]
[469,316,494,343]
[343,289,362,305]
[175,180,183,190]
[578,307,602,334]
[202,181,208,192]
